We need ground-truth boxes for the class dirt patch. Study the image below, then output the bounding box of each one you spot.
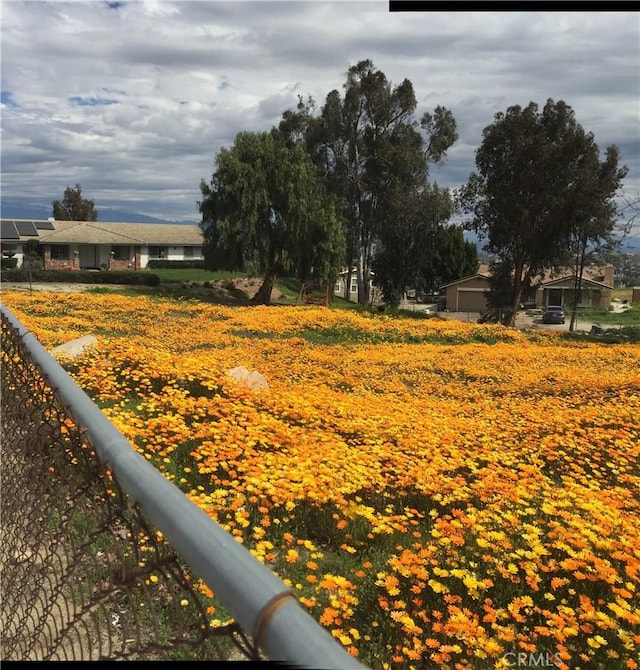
[174,277,283,304]
[227,277,263,298]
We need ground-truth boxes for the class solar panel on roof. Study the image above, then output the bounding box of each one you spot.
[15,220,38,236]
[1,220,20,240]
[35,220,55,230]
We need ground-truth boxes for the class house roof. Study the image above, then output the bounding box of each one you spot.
[538,265,611,284]
[440,272,491,289]
[540,275,612,290]
[1,219,53,241]
[0,219,204,245]
[441,263,613,289]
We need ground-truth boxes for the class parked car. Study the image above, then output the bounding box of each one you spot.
[542,305,566,324]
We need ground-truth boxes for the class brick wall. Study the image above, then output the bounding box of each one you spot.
[108,246,141,271]
[42,246,80,271]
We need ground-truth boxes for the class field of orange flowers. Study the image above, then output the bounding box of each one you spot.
[2,290,639,670]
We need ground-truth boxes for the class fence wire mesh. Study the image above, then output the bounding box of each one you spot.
[0,313,259,661]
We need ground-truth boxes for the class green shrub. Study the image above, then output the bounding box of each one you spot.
[1,258,18,270]
[147,260,206,270]
[1,269,160,286]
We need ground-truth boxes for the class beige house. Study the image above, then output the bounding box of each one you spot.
[334,270,360,301]
[441,263,614,313]
[333,269,383,304]
[0,219,204,271]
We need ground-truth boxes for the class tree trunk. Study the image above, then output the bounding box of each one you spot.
[569,269,581,332]
[569,239,587,332]
[507,262,526,327]
[344,268,353,301]
[356,253,367,306]
[251,272,276,305]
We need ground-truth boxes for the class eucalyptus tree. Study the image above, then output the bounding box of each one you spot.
[278,60,458,305]
[198,131,344,305]
[562,144,627,330]
[52,184,98,221]
[458,99,626,327]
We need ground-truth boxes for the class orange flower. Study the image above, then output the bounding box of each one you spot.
[319,607,338,626]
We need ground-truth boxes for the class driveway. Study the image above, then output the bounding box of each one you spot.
[437,306,628,333]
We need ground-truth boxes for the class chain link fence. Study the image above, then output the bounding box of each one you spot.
[1,304,366,668]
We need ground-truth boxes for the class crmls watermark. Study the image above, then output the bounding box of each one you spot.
[502,651,562,668]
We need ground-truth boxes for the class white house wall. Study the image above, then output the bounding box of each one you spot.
[13,243,25,267]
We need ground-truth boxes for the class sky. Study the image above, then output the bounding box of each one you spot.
[1,2,639,233]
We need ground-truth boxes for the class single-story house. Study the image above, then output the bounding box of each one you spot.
[441,263,614,313]
[0,219,204,271]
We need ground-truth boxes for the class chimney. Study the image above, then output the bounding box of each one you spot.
[604,265,614,287]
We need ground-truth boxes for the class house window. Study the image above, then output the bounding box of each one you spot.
[183,246,203,259]
[334,280,341,293]
[111,245,130,261]
[149,246,168,259]
[350,277,357,293]
[50,245,70,260]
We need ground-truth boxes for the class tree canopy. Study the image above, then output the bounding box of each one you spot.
[52,184,98,221]
[372,185,477,306]
[277,60,458,305]
[458,99,627,326]
[562,144,628,329]
[198,131,344,305]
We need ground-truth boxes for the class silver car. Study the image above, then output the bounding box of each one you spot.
[542,305,566,324]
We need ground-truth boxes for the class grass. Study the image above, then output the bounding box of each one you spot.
[146,268,247,283]
[574,305,640,325]
[612,287,633,302]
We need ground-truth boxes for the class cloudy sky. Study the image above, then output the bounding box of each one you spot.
[1,2,639,229]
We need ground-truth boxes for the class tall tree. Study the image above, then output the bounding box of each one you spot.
[484,259,517,323]
[372,185,476,306]
[52,184,98,221]
[458,99,625,326]
[198,131,344,305]
[371,187,439,308]
[562,144,628,330]
[425,222,478,292]
[277,60,457,305]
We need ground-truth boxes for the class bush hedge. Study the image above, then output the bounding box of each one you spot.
[1,269,161,286]
[146,260,206,270]
[1,258,19,270]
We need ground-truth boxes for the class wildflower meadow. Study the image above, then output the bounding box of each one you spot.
[3,290,639,670]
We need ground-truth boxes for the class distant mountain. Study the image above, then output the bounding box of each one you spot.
[0,197,197,224]
[618,236,640,253]
[463,229,640,254]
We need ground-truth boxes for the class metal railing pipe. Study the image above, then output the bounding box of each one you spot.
[1,304,367,669]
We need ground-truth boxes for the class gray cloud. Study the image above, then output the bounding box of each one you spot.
[1,2,638,224]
